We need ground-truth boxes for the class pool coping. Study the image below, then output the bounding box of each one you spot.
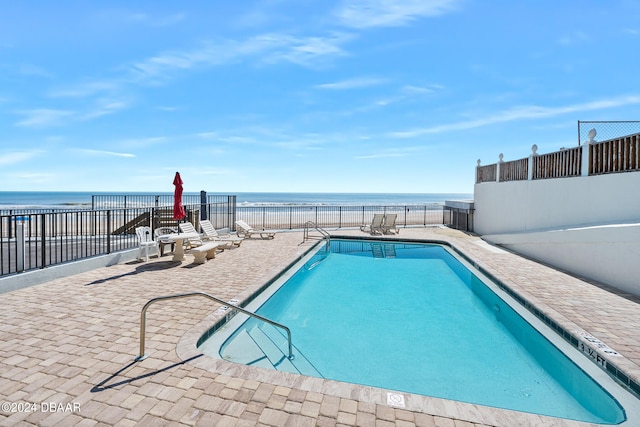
[176,235,640,427]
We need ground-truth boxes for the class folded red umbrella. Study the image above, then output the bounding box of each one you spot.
[173,172,186,220]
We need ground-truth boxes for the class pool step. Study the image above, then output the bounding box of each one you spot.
[246,326,299,374]
[219,322,323,377]
[254,325,323,378]
[219,329,274,370]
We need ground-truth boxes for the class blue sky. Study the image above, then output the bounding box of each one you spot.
[1,1,639,194]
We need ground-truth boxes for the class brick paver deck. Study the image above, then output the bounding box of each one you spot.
[1,227,639,426]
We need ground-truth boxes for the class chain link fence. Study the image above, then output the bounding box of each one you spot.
[578,120,640,145]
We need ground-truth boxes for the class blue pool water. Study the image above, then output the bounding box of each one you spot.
[204,240,627,424]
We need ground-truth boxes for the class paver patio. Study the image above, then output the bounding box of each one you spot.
[1,226,639,426]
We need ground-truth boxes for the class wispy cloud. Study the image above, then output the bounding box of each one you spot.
[335,0,460,29]
[76,149,135,158]
[315,77,387,90]
[319,83,442,117]
[43,30,353,117]
[388,95,640,138]
[15,109,74,127]
[0,150,43,165]
[49,80,120,98]
[14,99,129,128]
[127,32,352,83]
[401,84,443,95]
[81,99,130,120]
[262,33,352,68]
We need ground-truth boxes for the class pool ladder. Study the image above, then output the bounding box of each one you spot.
[135,292,294,361]
[302,221,330,249]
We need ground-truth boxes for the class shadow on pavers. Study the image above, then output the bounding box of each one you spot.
[91,354,203,392]
[85,261,182,285]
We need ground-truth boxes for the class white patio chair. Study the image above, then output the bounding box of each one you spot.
[135,226,159,261]
[154,226,177,256]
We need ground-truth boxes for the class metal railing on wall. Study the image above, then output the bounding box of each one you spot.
[0,200,234,278]
[236,205,445,231]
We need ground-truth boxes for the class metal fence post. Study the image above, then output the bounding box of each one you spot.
[404,206,407,228]
[40,214,46,269]
[16,221,25,272]
[107,210,112,254]
[577,120,581,146]
[200,191,207,220]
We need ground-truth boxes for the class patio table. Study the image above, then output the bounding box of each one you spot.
[157,232,200,262]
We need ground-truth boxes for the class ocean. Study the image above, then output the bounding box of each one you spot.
[0,191,473,211]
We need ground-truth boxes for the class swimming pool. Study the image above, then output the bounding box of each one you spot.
[198,239,638,424]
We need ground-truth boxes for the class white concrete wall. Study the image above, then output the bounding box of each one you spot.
[474,172,640,235]
[483,224,640,296]
[474,171,640,297]
[0,249,138,294]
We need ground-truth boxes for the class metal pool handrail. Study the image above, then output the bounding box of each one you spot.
[135,292,294,361]
[303,221,330,244]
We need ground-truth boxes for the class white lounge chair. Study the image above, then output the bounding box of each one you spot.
[135,226,159,261]
[234,220,278,239]
[179,221,233,249]
[382,213,399,234]
[360,214,385,235]
[178,222,225,263]
[200,219,243,247]
[178,222,205,248]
